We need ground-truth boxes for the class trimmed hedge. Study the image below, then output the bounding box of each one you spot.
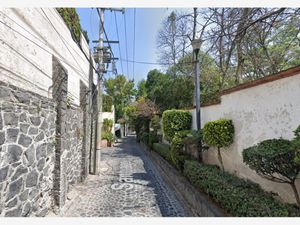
[153,143,171,162]
[170,130,192,171]
[243,138,300,206]
[162,110,192,142]
[203,119,234,170]
[203,119,234,148]
[243,139,300,182]
[183,160,300,216]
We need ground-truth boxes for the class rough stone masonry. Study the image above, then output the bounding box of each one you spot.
[0,57,93,217]
[0,80,56,217]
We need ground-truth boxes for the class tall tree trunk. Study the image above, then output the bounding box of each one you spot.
[217,147,224,171]
[290,181,300,206]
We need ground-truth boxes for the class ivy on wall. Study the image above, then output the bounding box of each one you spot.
[56,8,89,44]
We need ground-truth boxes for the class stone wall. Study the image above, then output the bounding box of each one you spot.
[65,106,83,185]
[0,81,56,217]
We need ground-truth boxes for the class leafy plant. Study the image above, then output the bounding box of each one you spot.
[150,115,161,134]
[103,119,113,133]
[162,109,192,142]
[141,132,149,145]
[203,119,234,170]
[153,143,171,162]
[170,130,191,171]
[243,138,300,206]
[103,95,113,112]
[293,125,300,164]
[101,132,114,143]
[56,8,89,44]
[184,160,300,216]
[148,131,159,149]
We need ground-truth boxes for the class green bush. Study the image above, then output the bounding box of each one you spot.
[57,8,89,44]
[153,143,171,162]
[162,109,192,142]
[141,132,149,145]
[183,130,202,145]
[150,115,161,133]
[103,119,113,133]
[243,138,300,206]
[170,130,197,171]
[101,132,114,143]
[203,119,234,170]
[293,125,300,164]
[103,95,113,112]
[149,131,159,149]
[183,160,300,216]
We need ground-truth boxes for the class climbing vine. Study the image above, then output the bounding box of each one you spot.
[56,8,89,44]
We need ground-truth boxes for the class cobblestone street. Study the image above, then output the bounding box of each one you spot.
[62,135,189,217]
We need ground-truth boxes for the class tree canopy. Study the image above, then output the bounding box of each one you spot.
[104,75,135,120]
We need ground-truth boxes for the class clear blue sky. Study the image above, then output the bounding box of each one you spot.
[76,8,183,85]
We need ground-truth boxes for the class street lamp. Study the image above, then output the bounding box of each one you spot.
[192,39,201,131]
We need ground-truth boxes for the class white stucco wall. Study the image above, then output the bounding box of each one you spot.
[0,8,96,106]
[189,72,300,204]
[101,106,115,135]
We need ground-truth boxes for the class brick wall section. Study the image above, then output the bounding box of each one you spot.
[0,81,56,217]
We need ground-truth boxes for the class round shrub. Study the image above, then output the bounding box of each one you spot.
[203,119,234,148]
[162,109,192,142]
[243,138,300,206]
[203,119,234,170]
[243,139,299,181]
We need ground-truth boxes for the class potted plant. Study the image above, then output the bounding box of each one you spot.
[102,132,114,147]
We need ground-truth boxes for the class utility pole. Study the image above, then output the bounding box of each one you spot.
[95,8,104,175]
[94,8,123,175]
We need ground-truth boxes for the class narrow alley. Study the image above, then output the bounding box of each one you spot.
[61,136,189,217]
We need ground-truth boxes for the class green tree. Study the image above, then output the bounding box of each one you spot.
[104,75,135,120]
[136,79,147,99]
[145,69,194,111]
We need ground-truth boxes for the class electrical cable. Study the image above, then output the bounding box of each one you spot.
[96,8,118,75]
[123,11,129,79]
[132,8,136,81]
[40,9,87,76]
[114,11,124,75]
[0,11,98,79]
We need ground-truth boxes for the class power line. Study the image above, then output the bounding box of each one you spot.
[133,8,136,81]
[119,58,193,66]
[0,10,98,81]
[40,9,87,76]
[40,9,99,79]
[114,11,124,75]
[0,10,99,104]
[123,11,129,79]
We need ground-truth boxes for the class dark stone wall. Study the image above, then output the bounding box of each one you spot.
[65,106,83,185]
[0,81,56,217]
[0,56,93,217]
[52,56,91,213]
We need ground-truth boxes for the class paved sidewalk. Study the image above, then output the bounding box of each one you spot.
[61,135,188,217]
